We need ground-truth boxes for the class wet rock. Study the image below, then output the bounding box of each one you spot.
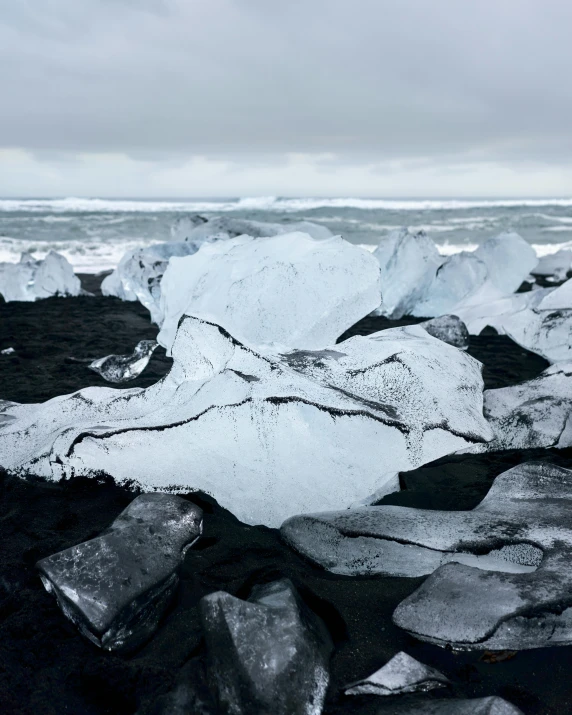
[345,651,450,696]
[420,315,469,350]
[36,494,202,651]
[200,579,332,715]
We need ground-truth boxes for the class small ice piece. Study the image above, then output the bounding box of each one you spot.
[420,315,469,350]
[473,232,538,294]
[0,317,491,527]
[412,252,490,318]
[367,696,523,714]
[200,579,332,715]
[345,651,450,696]
[481,362,572,451]
[1,347,15,355]
[533,248,572,280]
[157,232,381,353]
[36,494,202,651]
[0,251,81,302]
[87,340,159,383]
[372,229,442,319]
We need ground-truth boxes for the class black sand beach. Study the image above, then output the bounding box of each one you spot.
[1,277,571,715]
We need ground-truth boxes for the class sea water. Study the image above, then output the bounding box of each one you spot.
[2,196,572,273]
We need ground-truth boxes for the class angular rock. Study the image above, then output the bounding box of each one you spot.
[481,362,572,451]
[372,229,442,319]
[345,651,450,696]
[390,463,572,650]
[365,696,523,714]
[36,494,202,651]
[0,317,490,527]
[87,340,159,383]
[533,248,572,280]
[200,579,332,715]
[0,251,81,302]
[473,232,538,294]
[420,315,469,350]
[157,232,381,352]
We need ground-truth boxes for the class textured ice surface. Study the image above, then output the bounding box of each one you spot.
[473,232,538,294]
[533,248,572,279]
[412,252,491,318]
[87,340,159,383]
[37,494,202,651]
[420,315,469,350]
[481,362,572,451]
[157,232,381,352]
[367,697,523,714]
[200,579,332,715]
[345,651,450,696]
[0,317,490,527]
[372,229,442,319]
[0,250,81,302]
[389,463,572,650]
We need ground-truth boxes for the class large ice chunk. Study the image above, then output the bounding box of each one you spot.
[533,248,572,280]
[372,229,442,319]
[0,317,491,527]
[345,651,450,696]
[36,494,202,651]
[473,232,538,294]
[157,232,382,352]
[0,251,81,302]
[481,362,572,451]
[200,579,332,715]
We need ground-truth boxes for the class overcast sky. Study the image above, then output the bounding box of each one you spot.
[2,0,572,198]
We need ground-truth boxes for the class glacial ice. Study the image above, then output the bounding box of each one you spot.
[372,229,442,319]
[481,362,572,451]
[87,340,159,383]
[37,494,203,651]
[473,232,538,294]
[533,248,572,280]
[0,251,81,302]
[345,651,450,696]
[200,579,332,715]
[365,696,523,714]
[419,315,469,350]
[157,232,382,352]
[0,317,491,527]
[179,215,333,243]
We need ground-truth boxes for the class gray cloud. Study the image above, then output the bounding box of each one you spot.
[1,0,571,163]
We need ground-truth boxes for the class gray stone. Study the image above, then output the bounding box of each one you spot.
[420,315,469,350]
[37,493,202,651]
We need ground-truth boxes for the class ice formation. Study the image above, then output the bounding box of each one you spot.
[157,232,382,352]
[345,651,450,696]
[372,229,442,319]
[0,251,81,302]
[368,697,523,714]
[481,363,572,451]
[177,214,333,242]
[37,494,202,651]
[0,317,491,527]
[200,579,332,715]
[1,347,15,356]
[86,340,159,383]
[533,248,572,280]
[473,232,538,294]
[419,315,469,350]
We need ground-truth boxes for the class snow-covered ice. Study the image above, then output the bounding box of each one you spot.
[0,251,81,302]
[345,651,450,696]
[200,579,332,715]
[37,494,202,651]
[0,317,491,527]
[157,232,382,352]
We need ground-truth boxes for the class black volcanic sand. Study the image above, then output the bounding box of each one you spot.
[0,276,570,714]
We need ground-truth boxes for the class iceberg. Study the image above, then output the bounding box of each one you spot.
[37,494,203,651]
[372,229,442,319]
[345,651,450,696]
[481,362,572,451]
[200,579,332,715]
[157,232,382,352]
[86,340,159,383]
[533,248,572,280]
[0,317,490,527]
[0,251,81,302]
[473,232,538,294]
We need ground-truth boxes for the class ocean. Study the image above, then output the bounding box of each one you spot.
[2,196,572,273]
